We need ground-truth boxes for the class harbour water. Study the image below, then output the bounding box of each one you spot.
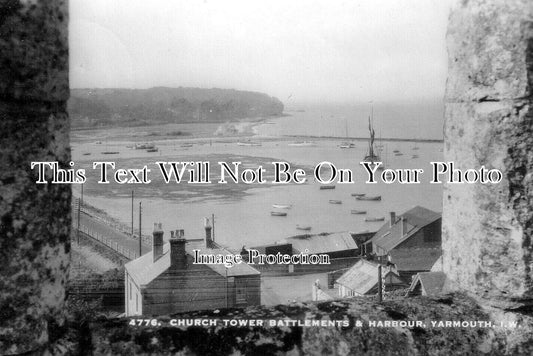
[72,101,444,249]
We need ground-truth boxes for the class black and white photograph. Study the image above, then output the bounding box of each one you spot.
[1,0,532,354]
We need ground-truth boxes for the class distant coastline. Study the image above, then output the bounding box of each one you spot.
[283,135,444,143]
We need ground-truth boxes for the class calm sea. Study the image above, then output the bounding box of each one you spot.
[256,99,444,140]
[74,99,444,249]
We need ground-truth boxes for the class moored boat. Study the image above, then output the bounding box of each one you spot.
[329,200,342,204]
[101,151,119,155]
[351,210,367,214]
[271,211,287,217]
[296,225,312,231]
[272,204,292,209]
[365,216,385,222]
[288,141,316,147]
[237,142,262,146]
[356,195,381,201]
[319,185,335,190]
[146,148,159,152]
[351,193,365,197]
[339,142,356,149]
[135,142,156,150]
[363,104,381,164]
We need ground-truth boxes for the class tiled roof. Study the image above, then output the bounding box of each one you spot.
[336,259,401,295]
[287,232,358,254]
[125,239,259,287]
[371,206,441,252]
[408,272,447,296]
[389,248,442,272]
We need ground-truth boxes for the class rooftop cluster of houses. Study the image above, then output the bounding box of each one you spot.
[124,205,447,316]
[333,206,447,299]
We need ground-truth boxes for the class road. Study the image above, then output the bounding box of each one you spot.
[74,209,151,258]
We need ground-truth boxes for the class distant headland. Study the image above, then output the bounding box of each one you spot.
[69,87,284,129]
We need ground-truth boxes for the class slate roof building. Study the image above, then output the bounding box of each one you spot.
[124,222,260,316]
[248,232,361,275]
[367,206,442,257]
[361,206,442,284]
[406,272,448,297]
[389,247,442,281]
[286,232,359,258]
[335,259,403,297]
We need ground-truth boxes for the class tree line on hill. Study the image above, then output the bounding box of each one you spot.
[68,87,284,128]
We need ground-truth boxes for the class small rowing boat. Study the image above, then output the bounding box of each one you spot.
[365,217,385,222]
[351,210,367,215]
[356,195,381,201]
[101,151,119,155]
[237,142,262,146]
[329,200,342,204]
[351,193,365,197]
[135,143,155,150]
[296,225,312,231]
[320,185,335,190]
[272,204,292,209]
[339,142,356,149]
[288,141,316,147]
[271,211,287,217]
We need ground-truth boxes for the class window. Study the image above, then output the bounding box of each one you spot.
[236,286,246,303]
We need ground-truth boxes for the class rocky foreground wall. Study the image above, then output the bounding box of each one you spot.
[0,0,70,354]
[54,294,529,356]
[442,0,533,309]
[0,0,533,355]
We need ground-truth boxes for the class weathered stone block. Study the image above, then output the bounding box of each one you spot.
[0,0,69,354]
[442,0,533,307]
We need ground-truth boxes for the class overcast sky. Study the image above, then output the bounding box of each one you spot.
[70,0,452,104]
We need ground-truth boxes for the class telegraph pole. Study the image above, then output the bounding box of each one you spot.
[131,190,134,238]
[212,213,215,242]
[138,201,142,256]
[377,264,383,303]
[225,267,228,308]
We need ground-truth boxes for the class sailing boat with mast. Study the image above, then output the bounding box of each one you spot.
[340,119,356,149]
[363,103,382,169]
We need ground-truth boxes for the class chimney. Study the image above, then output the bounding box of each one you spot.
[401,217,407,235]
[204,217,213,248]
[389,212,396,227]
[152,222,164,262]
[169,229,187,270]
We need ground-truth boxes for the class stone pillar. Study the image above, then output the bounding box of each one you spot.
[443,0,533,308]
[0,1,69,354]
